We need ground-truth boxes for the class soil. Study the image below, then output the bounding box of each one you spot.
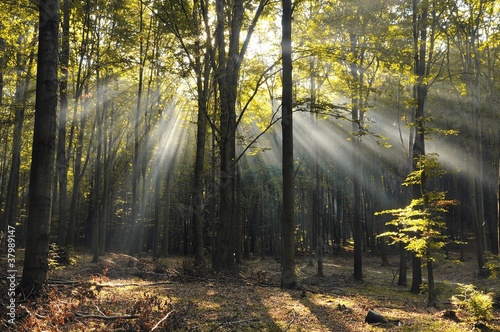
[1,247,499,331]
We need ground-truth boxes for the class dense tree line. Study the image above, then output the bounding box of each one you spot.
[0,0,498,301]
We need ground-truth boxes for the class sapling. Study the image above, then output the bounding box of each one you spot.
[377,154,457,307]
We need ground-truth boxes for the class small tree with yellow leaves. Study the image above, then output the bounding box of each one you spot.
[377,155,458,307]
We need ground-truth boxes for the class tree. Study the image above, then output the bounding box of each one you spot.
[20,0,59,296]
[378,156,457,307]
[56,0,71,247]
[212,0,269,271]
[280,0,298,289]
[408,0,445,294]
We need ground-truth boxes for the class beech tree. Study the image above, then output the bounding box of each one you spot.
[21,0,59,296]
[212,0,269,271]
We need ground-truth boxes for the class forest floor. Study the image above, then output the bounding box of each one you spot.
[1,245,499,331]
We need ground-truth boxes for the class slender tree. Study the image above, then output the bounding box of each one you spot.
[56,0,71,246]
[281,0,298,289]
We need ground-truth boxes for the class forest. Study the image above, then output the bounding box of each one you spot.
[0,0,499,331]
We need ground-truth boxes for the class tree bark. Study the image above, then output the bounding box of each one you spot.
[21,0,59,296]
[350,32,363,282]
[56,0,71,247]
[280,0,298,289]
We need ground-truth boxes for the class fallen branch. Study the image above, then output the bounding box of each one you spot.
[47,278,82,286]
[19,305,46,320]
[75,311,139,320]
[89,281,175,288]
[283,309,297,332]
[150,309,175,331]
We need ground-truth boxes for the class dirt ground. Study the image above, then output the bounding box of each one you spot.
[1,247,499,331]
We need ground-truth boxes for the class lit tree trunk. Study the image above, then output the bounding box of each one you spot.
[310,55,324,277]
[130,2,146,255]
[57,0,70,246]
[350,32,363,282]
[21,0,59,296]
[67,0,91,246]
[99,73,112,254]
[280,0,298,289]
[91,66,102,263]
[68,86,88,247]
[409,0,426,294]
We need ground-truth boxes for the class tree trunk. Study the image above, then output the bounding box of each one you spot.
[409,0,428,294]
[426,252,436,307]
[349,32,363,282]
[212,0,239,271]
[67,0,91,246]
[191,8,210,265]
[67,87,88,247]
[91,66,102,263]
[280,0,297,289]
[161,171,173,257]
[21,0,59,296]
[56,0,70,247]
[398,242,407,286]
[129,2,146,255]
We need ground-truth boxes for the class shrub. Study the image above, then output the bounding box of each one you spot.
[451,283,493,322]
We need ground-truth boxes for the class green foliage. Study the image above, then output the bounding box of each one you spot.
[376,155,456,259]
[48,243,74,270]
[485,253,500,280]
[451,284,494,322]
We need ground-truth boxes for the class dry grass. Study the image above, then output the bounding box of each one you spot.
[1,247,499,331]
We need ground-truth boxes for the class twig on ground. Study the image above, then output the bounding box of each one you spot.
[47,278,82,285]
[150,310,175,331]
[283,309,297,332]
[89,281,175,288]
[75,311,139,320]
[19,305,47,320]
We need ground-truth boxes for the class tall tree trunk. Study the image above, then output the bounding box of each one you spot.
[350,32,363,282]
[99,73,112,254]
[409,0,427,294]
[57,0,71,247]
[191,0,211,265]
[91,65,102,263]
[212,0,268,271]
[67,0,91,246]
[280,0,297,289]
[212,0,238,271]
[68,87,89,247]
[21,0,59,296]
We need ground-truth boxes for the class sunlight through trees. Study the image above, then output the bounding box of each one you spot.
[0,0,498,310]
